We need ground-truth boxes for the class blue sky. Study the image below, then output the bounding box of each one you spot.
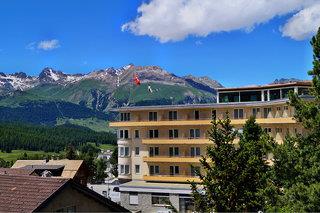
[0,0,318,87]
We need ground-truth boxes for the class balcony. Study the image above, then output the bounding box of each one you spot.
[110,118,212,127]
[143,156,202,163]
[109,117,296,127]
[142,138,212,145]
[143,175,201,183]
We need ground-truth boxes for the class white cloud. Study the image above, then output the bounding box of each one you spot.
[195,40,203,46]
[26,39,60,51]
[281,3,320,40]
[26,42,36,50]
[37,39,60,50]
[122,0,320,42]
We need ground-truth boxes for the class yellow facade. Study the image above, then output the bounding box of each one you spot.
[110,82,310,184]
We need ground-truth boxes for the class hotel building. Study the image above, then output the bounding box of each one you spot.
[109,81,311,213]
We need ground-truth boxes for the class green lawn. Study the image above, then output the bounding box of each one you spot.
[98,144,116,151]
[86,142,115,151]
[0,150,61,162]
[0,143,115,163]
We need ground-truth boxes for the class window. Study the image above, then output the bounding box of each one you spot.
[263,108,271,118]
[135,165,140,174]
[298,87,310,96]
[119,130,129,139]
[276,128,282,133]
[190,129,200,138]
[281,88,294,99]
[264,128,272,133]
[194,110,200,120]
[169,147,179,157]
[234,109,244,119]
[149,129,159,138]
[129,193,138,205]
[119,147,124,157]
[212,110,216,119]
[149,147,159,157]
[134,130,140,138]
[135,147,140,156]
[149,112,158,121]
[269,89,281,100]
[119,146,129,157]
[240,91,262,102]
[191,166,200,177]
[125,165,130,174]
[169,129,179,139]
[150,165,160,175]
[124,147,130,157]
[190,147,201,157]
[151,193,170,205]
[284,106,289,110]
[219,92,240,103]
[252,108,260,117]
[120,165,124,174]
[170,166,180,175]
[120,113,130,121]
[119,164,130,175]
[169,111,178,120]
[276,106,281,111]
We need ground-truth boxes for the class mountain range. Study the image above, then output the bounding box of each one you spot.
[0,64,223,129]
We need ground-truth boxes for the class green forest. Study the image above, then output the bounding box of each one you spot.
[0,122,116,153]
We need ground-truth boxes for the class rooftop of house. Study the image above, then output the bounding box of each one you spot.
[0,168,35,176]
[0,174,68,212]
[11,159,84,179]
[0,173,129,212]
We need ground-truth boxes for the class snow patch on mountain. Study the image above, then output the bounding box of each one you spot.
[0,65,224,95]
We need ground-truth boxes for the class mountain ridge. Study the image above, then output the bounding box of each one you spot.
[0,64,223,127]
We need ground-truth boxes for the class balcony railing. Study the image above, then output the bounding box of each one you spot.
[113,113,294,123]
[143,174,201,183]
[143,156,202,163]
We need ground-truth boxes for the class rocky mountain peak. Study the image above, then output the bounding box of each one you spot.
[271,78,302,84]
[39,68,66,83]
[12,72,28,79]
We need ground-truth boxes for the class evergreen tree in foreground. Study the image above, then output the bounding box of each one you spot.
[269,27,320,211]
[191,116,272,212]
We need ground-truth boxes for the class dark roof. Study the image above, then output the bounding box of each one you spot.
[0,174,129,212]
[0,168,35,176]
[0,174,68,212]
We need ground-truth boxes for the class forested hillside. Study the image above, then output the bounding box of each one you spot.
[0,123,116,153]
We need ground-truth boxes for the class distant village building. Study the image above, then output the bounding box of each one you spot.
[12,159,88,185]
[0,173,129,212]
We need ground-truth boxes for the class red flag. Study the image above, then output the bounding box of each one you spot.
[133,74,141,85]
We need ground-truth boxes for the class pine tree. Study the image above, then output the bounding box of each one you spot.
[236,117,273,211]
[191,116,273,212]
[270,27,320,211]
[65,144,77,160]
[289,27,320,134]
